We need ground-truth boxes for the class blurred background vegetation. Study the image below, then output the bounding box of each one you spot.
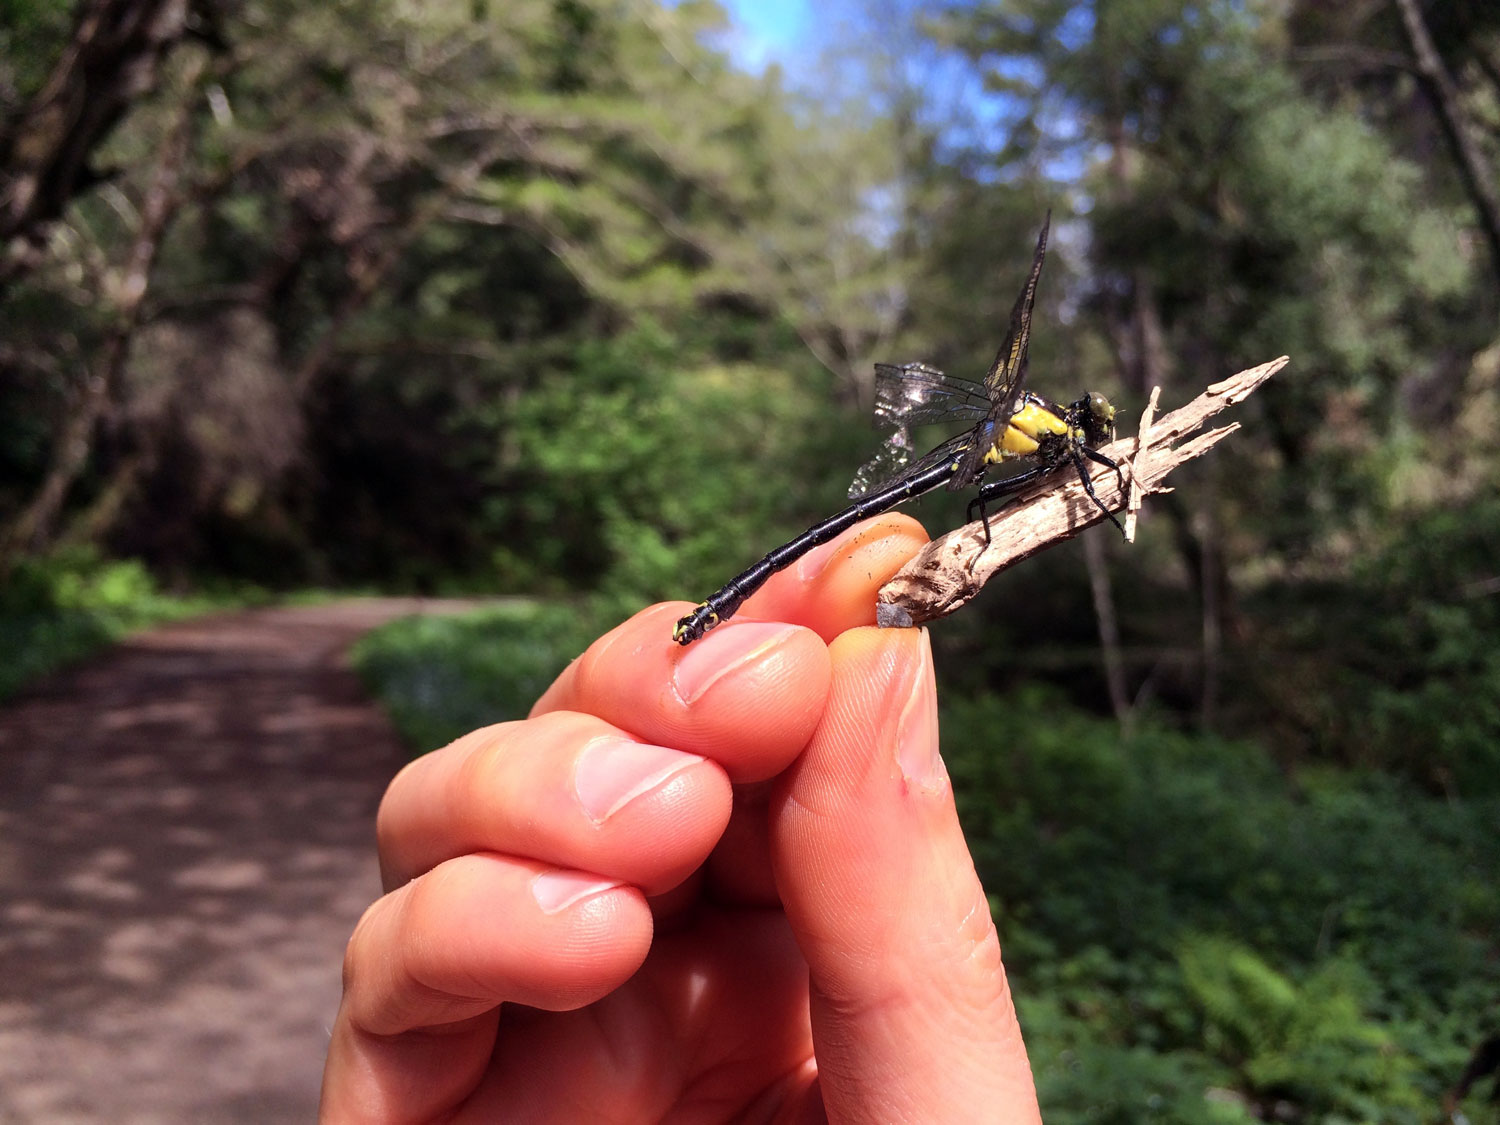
[2,0,1497,1118]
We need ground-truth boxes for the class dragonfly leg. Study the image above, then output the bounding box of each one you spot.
[968,464,1050,523]
[967,491,991,572]
[965,464,1052,571]
[1082,444,1127,492]
[1073,450,1126,536]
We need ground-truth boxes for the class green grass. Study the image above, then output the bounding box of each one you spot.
[0,550,243,702]
[349,598,624,753]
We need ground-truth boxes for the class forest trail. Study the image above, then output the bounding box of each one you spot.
[0,600,468,1122]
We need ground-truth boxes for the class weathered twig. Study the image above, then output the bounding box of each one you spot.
[875,356,1288,629]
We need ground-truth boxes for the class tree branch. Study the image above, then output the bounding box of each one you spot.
[875,357,1288,629]
[1,51,205,563]
[1393,0,1500,289]
[0,0,204,291]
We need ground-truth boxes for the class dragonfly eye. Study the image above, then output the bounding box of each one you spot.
[1086,392,1116,436]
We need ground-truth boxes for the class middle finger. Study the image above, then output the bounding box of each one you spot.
[377,711,732,892]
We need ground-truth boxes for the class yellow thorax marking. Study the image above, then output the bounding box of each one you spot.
[982,400,1070,464]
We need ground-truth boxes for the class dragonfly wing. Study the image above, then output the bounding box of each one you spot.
[948,213,1050,490]
[947,412,1003,491]
[873,362,992,429]
[980,213,1049,422]
[850,431,972,501]
[849,430,917,498]
[852,362,989,499]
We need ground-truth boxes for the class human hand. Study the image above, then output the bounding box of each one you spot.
[320,514,1040,1123]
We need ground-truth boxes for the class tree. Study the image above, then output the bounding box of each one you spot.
[0,0,892,587]
[1286,0,1500,291]
[926,0,1479,725]
[0,0,215,292]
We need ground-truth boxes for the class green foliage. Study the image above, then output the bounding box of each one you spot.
[1022,991,1254,1125]
[491,321,857,600]
[1242,495,1500,793]
[0,549,227,701]
[348,598,622,751]
[0,0,74,101]
[2,0,871,590]
[350,637,1500,1117]
[1178,938,1421,1118]
[6,3,1500,1115]
[941,0,1476,554]
[944,688,1500,1119]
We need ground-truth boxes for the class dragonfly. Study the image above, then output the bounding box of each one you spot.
[672,213,1125,646]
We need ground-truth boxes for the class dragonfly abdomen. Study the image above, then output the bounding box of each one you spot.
[671,456,959,645]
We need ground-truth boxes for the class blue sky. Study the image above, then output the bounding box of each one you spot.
[709,0,1014,167]
[716,0,808,71]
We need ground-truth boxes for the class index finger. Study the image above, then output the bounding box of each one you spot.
[532,604,830,783]
[734,513,929,643]
[533,514,928,779]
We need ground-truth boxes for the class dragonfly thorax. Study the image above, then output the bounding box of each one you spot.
[981,392,1071,466]
[979,389,1118,472]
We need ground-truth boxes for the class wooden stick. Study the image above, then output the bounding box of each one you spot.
[1123,384,1161,542]
[875,356,1289,629]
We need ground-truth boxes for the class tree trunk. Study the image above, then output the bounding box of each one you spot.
[1393,0,1500,289]
[1,56,203,563]
[0,0,201,291]
[1083,528,1131,726]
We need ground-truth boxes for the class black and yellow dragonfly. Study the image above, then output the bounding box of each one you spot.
[673,214,1125,646]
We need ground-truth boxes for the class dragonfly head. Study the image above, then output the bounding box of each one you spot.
[1075,391,1116,446]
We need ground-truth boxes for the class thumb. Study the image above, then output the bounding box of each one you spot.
[771,627,1040,1123]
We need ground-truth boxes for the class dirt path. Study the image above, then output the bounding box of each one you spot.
[0,599,469,1123]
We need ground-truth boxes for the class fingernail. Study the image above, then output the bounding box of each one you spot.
[796,533,848,582]
[531,871,623,914]
[795,519,898,583]
[896,630,945,789]
[673,622,799,704]
[574,738,703,823]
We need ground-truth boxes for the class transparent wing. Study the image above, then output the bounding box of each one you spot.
[849,363,989,499]
[849,429,918,499]
[979,213,1049,414]
[871,362,992,429]
[853,209,1051,499]
[851,362,986,499]
[950,212,1050,488]
[849,430,973,501]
